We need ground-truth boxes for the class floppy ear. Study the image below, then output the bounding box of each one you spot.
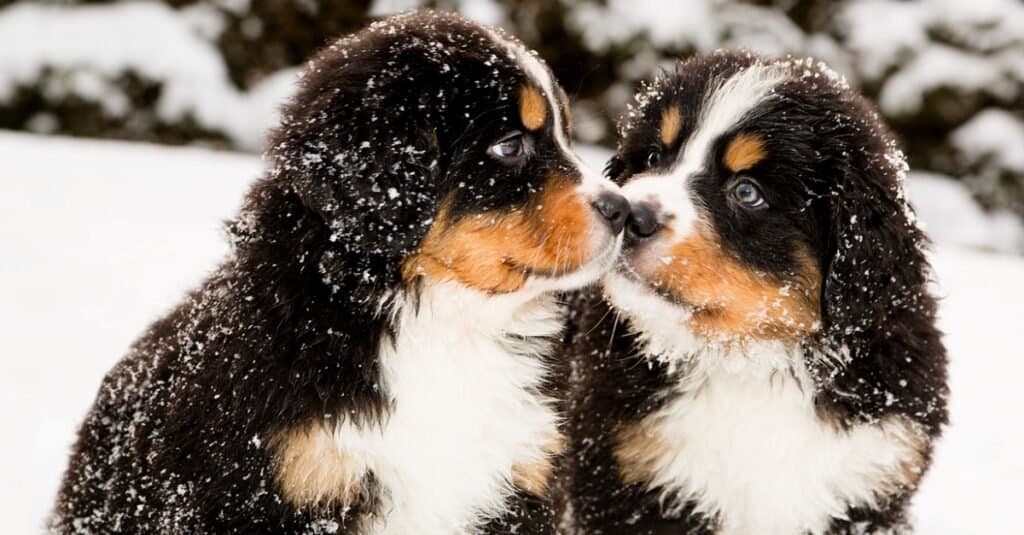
[819,164,930,350]
[214,38,453,429]
[261,46,447,311]
[812,148,946,431]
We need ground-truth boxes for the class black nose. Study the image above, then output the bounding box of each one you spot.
[625,201,661,243]
[591,192,629,234]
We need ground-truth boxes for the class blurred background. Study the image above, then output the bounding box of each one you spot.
[1,0,1023,252]
[1,1,1022,533]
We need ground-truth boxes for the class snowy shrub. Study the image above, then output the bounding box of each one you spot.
[0,0,1022,219]
[839,0,1024,216]
[0,2,300,149]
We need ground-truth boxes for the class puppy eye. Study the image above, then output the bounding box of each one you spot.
[731,178,767,208]
[646,151,661,168]
[488,131,527,162]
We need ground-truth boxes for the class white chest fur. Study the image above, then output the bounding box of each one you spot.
[623,344,924,535]
[334,283,563,534]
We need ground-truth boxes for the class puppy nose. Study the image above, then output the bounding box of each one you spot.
[625,201,661,243]
[591,192,629,234]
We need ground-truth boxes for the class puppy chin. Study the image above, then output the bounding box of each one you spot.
[602,269,700,363]
[523,232,623,295]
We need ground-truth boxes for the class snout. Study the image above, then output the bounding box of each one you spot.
[624,200,663,247]
[590,191,630,235]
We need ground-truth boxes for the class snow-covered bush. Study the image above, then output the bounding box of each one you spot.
[1,0,1022,221]
[0,2,301,150]
[839,0,1024,216]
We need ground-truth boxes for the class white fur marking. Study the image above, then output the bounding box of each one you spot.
[625,341,923,535]
[675,64,784,181]
[618,64,785,245]
[603,272,699,366]
[331,282,562,534]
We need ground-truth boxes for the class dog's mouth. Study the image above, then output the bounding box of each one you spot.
[512,233,623,293]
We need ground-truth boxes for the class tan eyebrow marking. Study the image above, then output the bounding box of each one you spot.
[723,132,767,172]
[519,85,547,131]
[660,106,682,146]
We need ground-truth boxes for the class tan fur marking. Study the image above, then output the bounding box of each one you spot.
[648,224,821,340]
[520,85,547,131]
[614,421,672,486]
[660,106,682,146]
[511,434,567,497]
[404,174,592,293]
[723,132,767,172]
[271,423,364,509]
[879,419,930,494]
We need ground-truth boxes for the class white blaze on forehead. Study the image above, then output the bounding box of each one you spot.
[621,171,700,239]
[672,63,786,182]
[620,63,785,236]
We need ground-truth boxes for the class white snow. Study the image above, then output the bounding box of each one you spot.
[840,0,929,79]
[444,0,507,28]
[1,131,1023,533]
[911,246,1024,535]
[951,109,1024,174]
[908,172,1024,254]
[927,0,1024,50]
[0,2,297,150]
[878,44,1015,116]
[567,0,718,52]
[838,0,1024,115]
[370,0,423,17]
[0,132,255,533]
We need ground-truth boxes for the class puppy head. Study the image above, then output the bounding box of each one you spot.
[605,52,930,355]
[258,11,624,309]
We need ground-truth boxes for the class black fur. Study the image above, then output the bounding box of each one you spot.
[557,289,705,534]
[561,52,949,534]
[51,11,581,533]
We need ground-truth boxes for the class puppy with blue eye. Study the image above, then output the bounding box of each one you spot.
[51,11,628,534]
[560,51,948,534]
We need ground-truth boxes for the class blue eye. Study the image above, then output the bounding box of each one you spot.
[732,179,766,208]
[488,131,526,161]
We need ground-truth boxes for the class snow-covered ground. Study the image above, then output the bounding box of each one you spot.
[1,131,1022,533]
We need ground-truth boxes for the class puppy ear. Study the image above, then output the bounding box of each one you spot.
[261,49,446,311]
[812,147,947,431]
[819,157,930,358]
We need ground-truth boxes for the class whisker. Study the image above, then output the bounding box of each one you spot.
[584,305,615,337]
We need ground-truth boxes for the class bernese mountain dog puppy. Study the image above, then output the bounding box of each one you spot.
[560,52,948,534]
[51,11,628,534]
